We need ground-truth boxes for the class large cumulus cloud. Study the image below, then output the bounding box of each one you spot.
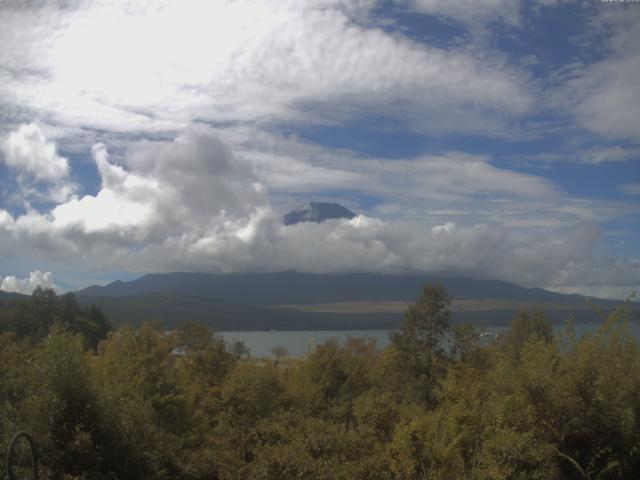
[0,123,76,204]
[0,126,638,298]
[0,270,58,294]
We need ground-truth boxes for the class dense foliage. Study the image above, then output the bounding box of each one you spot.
[0,285,639,479]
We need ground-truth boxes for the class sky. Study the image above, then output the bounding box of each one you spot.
[0,0,638,299]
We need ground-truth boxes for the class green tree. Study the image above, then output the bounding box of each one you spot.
[294,337,377,430]
[390,283,451,405]
[19,327,120,479]
[0,288,111,347]
[270,345,288,367]
[248,412,392,480]
[92,323,186,479]
[216,363,285,475]
[497,308,553,360]
[177,321,236,387]
[230,339,251,360]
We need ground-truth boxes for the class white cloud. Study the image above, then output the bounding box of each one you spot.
[0,270,58,294]
[548,285,638,302]
[512,145,640,165]
[99,212,639,299]
[0,0,535,138]
[560,9,640,142]
[403,0,522,27]
[359,153,559,200]
[0,123,76,203]
[51,143,158,234]
[401,0,572,32]
[215,128,635,247]
[619,183,640,195]
[1,123,69,182]
[579,146,640,165]
[215,128,562,221]
[63,134,247,241]
[0,210,13,228]
[1,126,267,258]
[432,222,456,233]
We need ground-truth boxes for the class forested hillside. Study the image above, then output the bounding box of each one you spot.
[1,286,639,479]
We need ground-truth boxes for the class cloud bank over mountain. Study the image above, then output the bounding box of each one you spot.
[0,126,637,298]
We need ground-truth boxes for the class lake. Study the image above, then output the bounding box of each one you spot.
[220,321,640,358]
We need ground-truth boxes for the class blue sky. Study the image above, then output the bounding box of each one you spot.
[0,0,638,298]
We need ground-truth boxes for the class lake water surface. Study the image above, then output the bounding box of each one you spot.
[220,321,640,358]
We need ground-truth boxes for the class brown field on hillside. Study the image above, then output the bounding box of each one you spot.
[268,299,585,314]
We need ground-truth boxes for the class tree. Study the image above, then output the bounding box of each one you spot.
[0,288,111,347]
[216,363,285,473]
[497,308,553,360]
[270,346,288,367]
[230,339,251,360]
[60,293,112,349]
[389,283,451,405]
[23,327,116,479]
[176,321,235,386]
[92,323,187,479]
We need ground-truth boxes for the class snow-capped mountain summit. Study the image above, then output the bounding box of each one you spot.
[282,202,357,226]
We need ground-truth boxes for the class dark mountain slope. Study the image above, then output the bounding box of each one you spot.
[76,271,598,306]
[0,290,28,304]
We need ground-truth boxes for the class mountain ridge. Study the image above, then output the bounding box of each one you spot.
[75,271,607,305]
